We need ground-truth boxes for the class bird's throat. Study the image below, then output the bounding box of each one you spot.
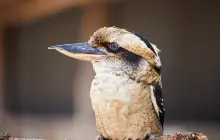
[91,72,143,103]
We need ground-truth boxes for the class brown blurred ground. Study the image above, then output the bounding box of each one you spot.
[0,0,220,139]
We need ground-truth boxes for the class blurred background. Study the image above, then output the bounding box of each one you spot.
[0,0,219,139]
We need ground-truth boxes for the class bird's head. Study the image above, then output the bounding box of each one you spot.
[49,27,162,84]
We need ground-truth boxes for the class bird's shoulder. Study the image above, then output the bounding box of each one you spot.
[150,82,165,128]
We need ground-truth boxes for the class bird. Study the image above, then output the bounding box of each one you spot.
[48,27,165,140]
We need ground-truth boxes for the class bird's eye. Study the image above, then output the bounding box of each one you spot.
[102,42,122,53]
[108,42,120,51]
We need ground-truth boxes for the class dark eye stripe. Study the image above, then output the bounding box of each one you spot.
[125,29,157,55]
[125,29,161,73]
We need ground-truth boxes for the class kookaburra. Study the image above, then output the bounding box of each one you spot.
[48,27,165,140]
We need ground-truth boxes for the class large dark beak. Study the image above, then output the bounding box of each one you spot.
[48,42,106,61]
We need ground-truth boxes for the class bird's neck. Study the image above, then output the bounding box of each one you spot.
[92,61,160,85]
[92,70,143,103]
